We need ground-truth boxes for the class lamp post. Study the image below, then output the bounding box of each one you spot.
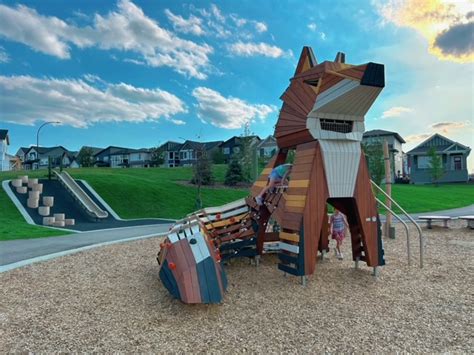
[36,121,60,169]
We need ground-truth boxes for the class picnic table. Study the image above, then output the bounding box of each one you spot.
[419,215,453,229]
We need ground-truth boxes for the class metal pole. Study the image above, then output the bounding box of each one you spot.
[383,140,392,237]
[36,121,60,169]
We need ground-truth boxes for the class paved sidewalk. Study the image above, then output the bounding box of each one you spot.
[0,223,172,266]
[380,204,474,222]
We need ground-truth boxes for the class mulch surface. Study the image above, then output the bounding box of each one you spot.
[0,221,472,352]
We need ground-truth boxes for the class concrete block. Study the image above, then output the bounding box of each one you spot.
[16,186,27,194]
[43,196,54,207]
[32,183,43,193]
[43,217,55,226]
[27,197,39,208]
[53,220,66,227]
[54,213,65,221]
[38,206,50,216]
[27,178,38,188]
[11,179,22,188]
[65,219,75,226]
[20,175,28,184]
[29,191,40,199]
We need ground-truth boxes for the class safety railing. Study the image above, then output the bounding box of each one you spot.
[371,180,424,268]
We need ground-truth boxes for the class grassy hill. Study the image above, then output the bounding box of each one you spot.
[0,166,473,241]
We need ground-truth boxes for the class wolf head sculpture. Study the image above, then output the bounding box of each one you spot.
[275,47,384,148]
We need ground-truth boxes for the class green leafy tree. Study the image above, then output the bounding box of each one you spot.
[362,142,385,186]
[211,149,226,164]
[238,123,258,182]
[77,147,94,167]
[225,158,244,186]
[428,147,444,186]
[150,146,165,166]
[191,149,214,186]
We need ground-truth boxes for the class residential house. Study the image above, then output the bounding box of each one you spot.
[257,135,278,159]
[76,146,103,167]
[159,140,223,167]
[61,151,80,168]
[160,141,182,167]
[94,146,152,168]
[15,147,29,163]
[220,136,261,163]
[362,129,406,181]
[0,129,10,171]
[407,133,471,184]
[23,146,73,170]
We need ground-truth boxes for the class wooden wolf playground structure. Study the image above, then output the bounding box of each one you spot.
[156,47,423,304]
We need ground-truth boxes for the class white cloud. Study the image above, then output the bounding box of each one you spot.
[255,22,267,33]
[210,4,225,23]
[320,32,327,40]
[164,9,205,36]
[431,121,470,133]
[192,87,276,129]
[382,106,414,118]
[169,118,186,125]
[0,46,9,63]
[405,133,432,143]
[0,75,187,128]
[0,1,213,79]
[308,23,317,31]
[229,41,288,58]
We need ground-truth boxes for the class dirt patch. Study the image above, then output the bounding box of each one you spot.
[0,221,472,352]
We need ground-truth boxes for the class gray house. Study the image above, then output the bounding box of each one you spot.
[257,135,278,159]
[407,133,471,184]
[160,140,222,167]
[362,129,406,180]
[220,136,261,163]
[94,146,152,168]
[23,146,74,170]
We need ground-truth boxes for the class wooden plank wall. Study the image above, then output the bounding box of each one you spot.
[352,152,380,266]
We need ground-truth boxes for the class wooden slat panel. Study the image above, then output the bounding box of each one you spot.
[284,205,305,213]
[303,142,329,275]
[280,232,300,243]
[277,130,314,149]
[280,242,299,254]
[319,73,345,94]
[288,180,310,188]
[285,195,306,201]
[286,200,306,208]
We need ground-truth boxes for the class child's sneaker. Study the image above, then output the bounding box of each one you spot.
[338,252,344,260]
[255,196,263,206]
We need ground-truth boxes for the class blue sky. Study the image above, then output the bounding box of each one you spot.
[0,0,473,171]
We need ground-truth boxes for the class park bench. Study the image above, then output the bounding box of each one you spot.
[419,215,453,229]
[458,216,474,229]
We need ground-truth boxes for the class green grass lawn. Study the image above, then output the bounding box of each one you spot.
[1,166,473,241]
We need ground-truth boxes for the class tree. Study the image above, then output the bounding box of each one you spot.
[191,148,214,186]
[225,158,244,186]
[362,142,385,186]
[238,123,258,182]
[77,147,94,167]
[211,149,226,164]
[150,146,165,166]
[428,147,444,186]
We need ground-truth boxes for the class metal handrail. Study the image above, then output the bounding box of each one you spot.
[375,197,411,266]
[371,180,424,268]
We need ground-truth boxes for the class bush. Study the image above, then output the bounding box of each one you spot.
[225,159,244,186]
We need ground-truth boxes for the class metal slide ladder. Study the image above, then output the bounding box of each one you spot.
[370,180,424,268]
[54,171,109,220]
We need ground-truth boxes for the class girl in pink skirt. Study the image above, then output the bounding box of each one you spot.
[330,209,349,260]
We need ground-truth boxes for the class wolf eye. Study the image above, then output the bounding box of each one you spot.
[303,79,319,87]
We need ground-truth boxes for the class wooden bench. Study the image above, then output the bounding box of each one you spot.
[459,215,474,229]
[419,215,452,229]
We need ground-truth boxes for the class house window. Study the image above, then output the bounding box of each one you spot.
[223,147,230,154]
[417,156,430,169]
[260,148,264,157]
[453,156,462,170]
[180,151,188,160]
[169,152,174,159]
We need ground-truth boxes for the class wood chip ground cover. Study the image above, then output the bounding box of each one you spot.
[0,221,472,352]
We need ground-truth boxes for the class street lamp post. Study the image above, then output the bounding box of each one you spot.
[36,121,60,169]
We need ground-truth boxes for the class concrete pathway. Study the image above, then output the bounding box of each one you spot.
[380,204,474,222]
[0,223,172,266]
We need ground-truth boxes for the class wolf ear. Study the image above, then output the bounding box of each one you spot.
[294,46,318,75]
